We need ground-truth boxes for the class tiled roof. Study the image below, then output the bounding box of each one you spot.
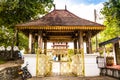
[16,9,104,27]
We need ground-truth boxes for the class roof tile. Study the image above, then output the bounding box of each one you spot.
[16,9,104,27]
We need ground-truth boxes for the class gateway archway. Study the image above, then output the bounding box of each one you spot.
[15,9,105,76]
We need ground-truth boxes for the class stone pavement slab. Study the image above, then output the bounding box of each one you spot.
[28,76,118,80]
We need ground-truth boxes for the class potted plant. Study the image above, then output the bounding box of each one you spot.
[106,56,114,66]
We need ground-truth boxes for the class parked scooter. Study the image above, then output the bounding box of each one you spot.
[18,63,32,80]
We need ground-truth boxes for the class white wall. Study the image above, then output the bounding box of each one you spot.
[22,54,36,76]
[84,54,100,76]
[22,54,100,77]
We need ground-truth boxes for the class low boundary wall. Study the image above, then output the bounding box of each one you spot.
[100,67,120,79]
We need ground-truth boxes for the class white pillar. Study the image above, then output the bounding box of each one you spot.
[29,33,32,53]
[84,42,87,54]
[103,46,106,67]
[38,32,43,49]
[113,43,116,65]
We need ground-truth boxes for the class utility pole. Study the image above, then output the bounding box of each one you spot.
[94,9,98,52]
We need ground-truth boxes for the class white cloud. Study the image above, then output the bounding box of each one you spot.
[53,0,104,24]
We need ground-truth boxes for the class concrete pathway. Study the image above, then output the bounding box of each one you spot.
[28,76,118,80]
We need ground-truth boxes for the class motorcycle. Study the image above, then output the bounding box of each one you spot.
[18,63,32,80]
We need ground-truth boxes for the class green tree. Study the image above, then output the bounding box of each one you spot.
[93,0,120,53]
[0,26,14,46]
[0,0,53,48]
[0,0,53,26]
[100,0,120,41]
[92,0,120,51]
[99,22,120,42]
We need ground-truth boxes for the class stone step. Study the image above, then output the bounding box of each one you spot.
[28,76,117,80]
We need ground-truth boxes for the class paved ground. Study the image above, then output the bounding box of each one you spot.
[28,76,118,80]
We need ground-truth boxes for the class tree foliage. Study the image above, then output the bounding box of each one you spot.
[101,0,120,26]
[92,0,120,52]
[0,0,53,48]
[99,0,120,42]
[0,0,53,26]
[0,26,13,46]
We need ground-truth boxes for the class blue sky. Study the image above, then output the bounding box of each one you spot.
[73,0,107,5]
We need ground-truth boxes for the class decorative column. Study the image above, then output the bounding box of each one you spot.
[44,38,47,55]
[74,39,77,54]
[29,32,32,54]
[86,37,89,54]
[78,31,84,50]
[66,42,68,49]
[87,31,92,54]
[32,34,35,54]
[78,31,85,76]
[38,31,43,49]
[36,31,43,76]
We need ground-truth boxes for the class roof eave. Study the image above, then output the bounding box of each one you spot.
[15,25,105,31]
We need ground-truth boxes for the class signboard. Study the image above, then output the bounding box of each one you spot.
[96,56,106,68]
